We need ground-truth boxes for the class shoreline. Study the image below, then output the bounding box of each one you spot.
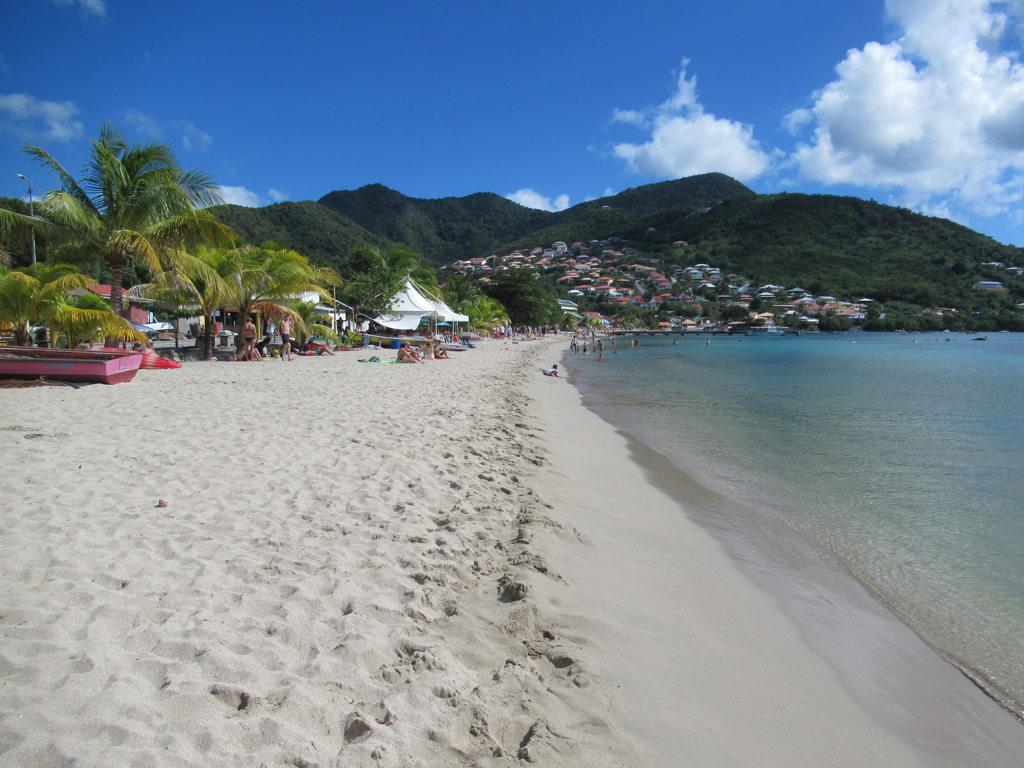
[551,340,1024,764]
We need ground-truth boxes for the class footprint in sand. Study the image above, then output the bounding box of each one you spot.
[209,684,254,712]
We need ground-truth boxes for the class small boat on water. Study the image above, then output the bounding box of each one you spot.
[0,346,143,384]
[746,324,784,336]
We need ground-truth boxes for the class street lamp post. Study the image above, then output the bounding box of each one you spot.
[16,173,37,265]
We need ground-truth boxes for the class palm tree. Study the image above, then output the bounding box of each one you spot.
[0,263,141,346]
[220,244,341,352]
[0,125,233,326]
[128,246,233,360]
[462,295,509,330]
[287,298,339,347]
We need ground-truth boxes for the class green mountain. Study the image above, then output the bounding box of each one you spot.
[317,174,753,261]
[207,175,1023,317]
[210,201,387,273]
[567,172,756,217]
[620,193,1024,306]
[317,184,551,262]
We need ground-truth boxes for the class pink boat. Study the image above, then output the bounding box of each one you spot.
[0,346,143,384]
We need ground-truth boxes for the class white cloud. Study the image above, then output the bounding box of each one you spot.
[611,109,647,128]
[121,109,161,139]
[789,0,1024,217]
[53,0,106,17]
[217,185,261,207]
[178,121,213,152]
[0,93,82,142]
[267,188,288,202]
[782,107,812,135]
[506,188,571,211]
[612,59,771,182]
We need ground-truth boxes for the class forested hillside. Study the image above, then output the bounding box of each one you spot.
[620,193,1024,306]
[210,201,386,273]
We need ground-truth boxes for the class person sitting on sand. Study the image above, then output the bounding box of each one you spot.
[397,342,424,364]
[542,364,559,377]
[433,343,449,360]
[255,331,272,359]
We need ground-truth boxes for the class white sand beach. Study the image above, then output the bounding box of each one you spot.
[1,338,1022,767]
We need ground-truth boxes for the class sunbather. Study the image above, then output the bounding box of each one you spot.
[397,342,424,364]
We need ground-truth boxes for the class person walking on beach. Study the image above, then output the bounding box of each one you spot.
[280,316,294,361]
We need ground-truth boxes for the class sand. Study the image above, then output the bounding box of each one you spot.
[0,337,1021,767]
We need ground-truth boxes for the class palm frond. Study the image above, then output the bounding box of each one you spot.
[48,301,145,345]
[0,205,54,237]
[37,191,102,234]
[108,229,161,272]
[146,211,235,250]
[23,145,100,215]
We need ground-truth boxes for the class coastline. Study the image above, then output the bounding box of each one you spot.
[1,337,1021,767]
[550,341,1024,765]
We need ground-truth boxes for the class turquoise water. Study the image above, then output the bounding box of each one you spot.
[566,332,1024,716]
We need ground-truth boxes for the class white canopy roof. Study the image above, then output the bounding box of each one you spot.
[376,312,429,330]
[429,296,469,323]
[374,278,468,328]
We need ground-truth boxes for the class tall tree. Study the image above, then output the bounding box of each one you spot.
[483,269,561,327]
[128,246,233,360]
[0,125,234,325]
[221,244,341,352]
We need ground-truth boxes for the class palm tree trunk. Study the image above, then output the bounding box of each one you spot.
[105,262,126,347]
[204,312,215,360]
[109,263,125,316]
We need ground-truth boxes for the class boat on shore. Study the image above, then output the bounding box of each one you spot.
[0,347,143,384]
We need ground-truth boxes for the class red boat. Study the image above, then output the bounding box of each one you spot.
[0,346,143,384]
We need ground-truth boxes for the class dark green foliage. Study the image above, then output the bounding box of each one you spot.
[570,173,755,216]
[0,197,46,267]
[318,184,550,263]
[208,175,751,270]
[317,176,753,263]
[621,193,1024,308]
[482,269,561,326]
[211,201,387,274]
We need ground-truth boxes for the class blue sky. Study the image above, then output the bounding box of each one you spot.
[4,1,1024,245]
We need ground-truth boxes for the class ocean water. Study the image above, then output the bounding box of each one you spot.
[565,331,1024,716]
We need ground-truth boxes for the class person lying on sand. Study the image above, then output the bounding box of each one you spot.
[542,364,559,377]
[397,342,424,364]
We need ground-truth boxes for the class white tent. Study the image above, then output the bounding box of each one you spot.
[428,297,469,324]
[374,277,469,334]
[374,278,437,330]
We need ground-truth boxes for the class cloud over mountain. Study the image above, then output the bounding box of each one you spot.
[788,0,1024,216]
[612,59,772,183]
